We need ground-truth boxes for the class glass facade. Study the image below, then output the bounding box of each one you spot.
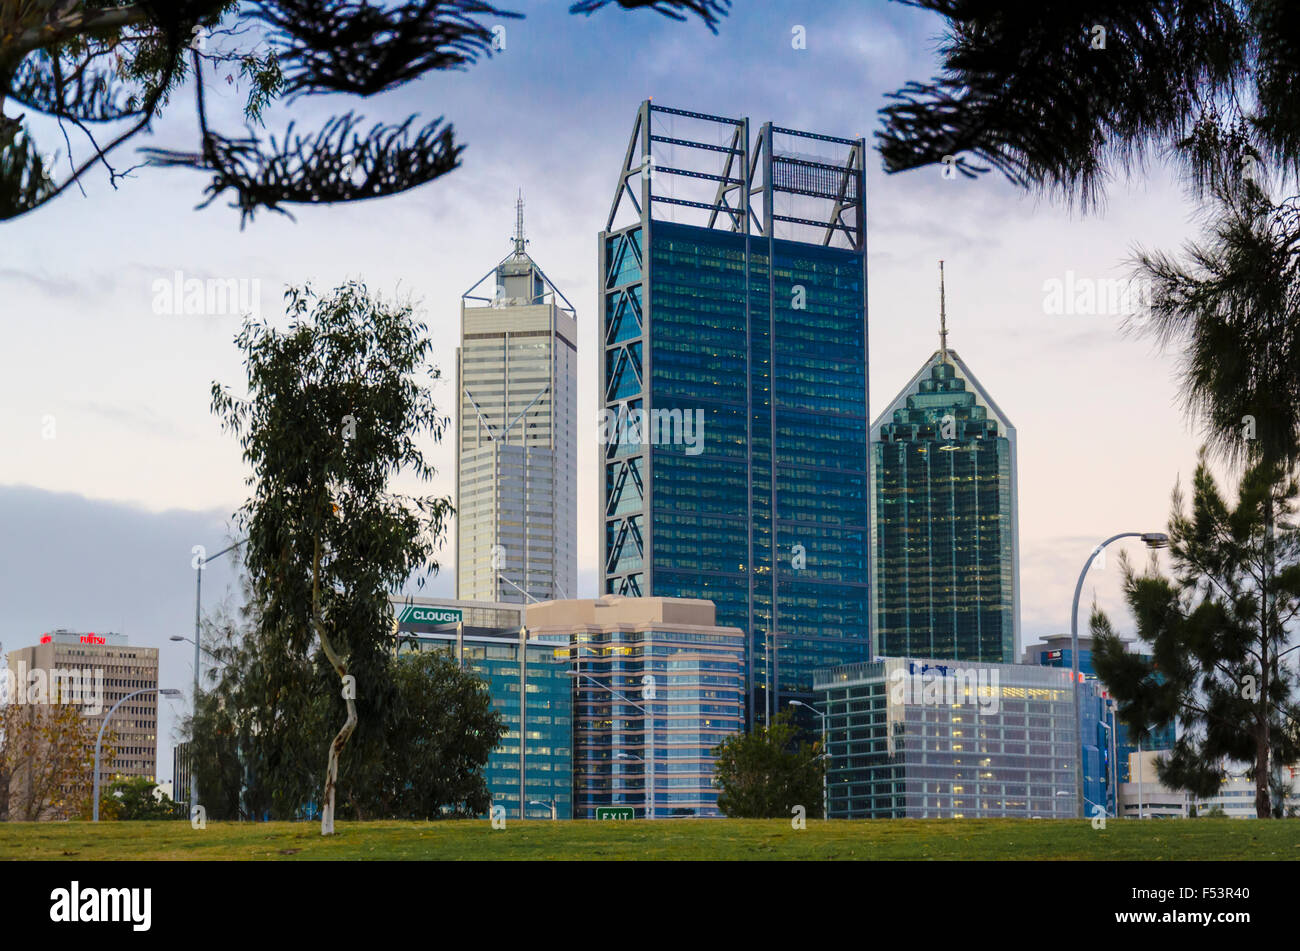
[815,658,1078,818]
[396,612,572,820]
[562,624,744,818]
[1027,637,1177,784]
[602,219,870,726]
[871,356,1017,664]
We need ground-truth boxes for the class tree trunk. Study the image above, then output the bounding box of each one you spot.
[313,535,356,836]
[1256,490,1275,819]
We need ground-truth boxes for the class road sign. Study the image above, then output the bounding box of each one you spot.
[595,806,634,820]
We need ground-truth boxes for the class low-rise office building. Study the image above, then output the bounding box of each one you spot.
[1118,750,1189,818]
[815,657,1091,818]
[1024,633,1176,783]
[392,597,572,819]
[6,630,160,788]
[525,596,744,819]
[1194,760,1300,818]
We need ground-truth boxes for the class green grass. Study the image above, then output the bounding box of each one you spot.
[1,817,1298,860]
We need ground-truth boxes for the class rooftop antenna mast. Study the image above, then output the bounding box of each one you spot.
[938,259,949,363]
[513,189,527,257]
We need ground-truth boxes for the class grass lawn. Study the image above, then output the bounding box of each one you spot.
[1,817,1298,860]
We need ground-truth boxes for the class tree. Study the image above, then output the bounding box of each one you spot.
[1092,453,1300,818]
[185,584,505,820]
[0,701,114,821]
[375,649,505,819]
[1132,137,1300,473]
[875,1,1299,206]
[212,281,454,834]
[711,710,824,819]
[0,0,727,223]
[99,775,183,820]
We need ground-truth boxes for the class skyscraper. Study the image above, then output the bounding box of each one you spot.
[457,195,577,603]
[598,102,870,726]
[870,264,1019,663]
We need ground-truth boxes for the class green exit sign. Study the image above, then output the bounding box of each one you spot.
[595,807,635,820]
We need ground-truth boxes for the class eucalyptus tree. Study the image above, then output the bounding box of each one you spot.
[212,281,452,834]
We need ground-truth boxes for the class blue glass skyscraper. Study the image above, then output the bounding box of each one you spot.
[870,272,1020,664]
[599,102,870,726]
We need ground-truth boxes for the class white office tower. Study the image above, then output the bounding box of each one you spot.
[456,195,577,603]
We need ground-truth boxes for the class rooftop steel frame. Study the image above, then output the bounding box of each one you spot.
[606,101,866,251]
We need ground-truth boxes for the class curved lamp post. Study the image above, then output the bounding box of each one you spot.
[789,699,828,820]
[185,538,244,818]
[93,687,182,821]
[1069,531,1168,818]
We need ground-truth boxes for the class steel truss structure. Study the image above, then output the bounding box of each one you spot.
[599,101,870,729]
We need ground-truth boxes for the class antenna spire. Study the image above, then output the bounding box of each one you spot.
[938,259,949,362]
[513,189,527,257]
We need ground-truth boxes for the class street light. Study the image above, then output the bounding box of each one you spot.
[565,670,656,820]
[1069,531,1168,817]
[789,699,828,820]
[93,687,182,822]
[187,538,245,820]
[614,753,643,812]
[169,635,228,667]
[528,799,557,821]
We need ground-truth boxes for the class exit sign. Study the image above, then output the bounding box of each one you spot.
[595,807,634,820]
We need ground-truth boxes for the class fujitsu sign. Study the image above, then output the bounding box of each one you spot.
[40,630,124,647]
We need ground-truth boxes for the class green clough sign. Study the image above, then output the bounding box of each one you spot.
[397,605,463,626]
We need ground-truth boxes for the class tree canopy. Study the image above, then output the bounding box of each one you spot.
[1092,453,1300,817]
[877,1,1300,206]
[0,0,730,223]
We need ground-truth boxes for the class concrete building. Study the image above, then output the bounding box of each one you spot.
[6,630,160,788]
[1193,760,1300,818]
[1118,750,1189,819]
[815,657,1096,818]
[526,595,745,818]
[392,596,571,819]
[456,196,577,604]
[598,102,871,727]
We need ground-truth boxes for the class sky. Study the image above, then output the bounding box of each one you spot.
[0,0,1223,778]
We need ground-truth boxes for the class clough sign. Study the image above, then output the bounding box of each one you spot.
[397,605,463,626]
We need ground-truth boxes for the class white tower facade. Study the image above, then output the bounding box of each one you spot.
[456,197,577,603]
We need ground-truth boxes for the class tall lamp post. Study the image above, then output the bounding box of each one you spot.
[566,670,656,819]
[186,538,244,820]
[615,752,644,816]
[1069,531,1168,818]
[788,699,828,820]
[93,687,182,821]
[528,799,557,820]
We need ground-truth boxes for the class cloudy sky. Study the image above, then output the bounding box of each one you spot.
[0,0,1220,775]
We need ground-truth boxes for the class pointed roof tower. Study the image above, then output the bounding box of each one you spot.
[461,191,575,317]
